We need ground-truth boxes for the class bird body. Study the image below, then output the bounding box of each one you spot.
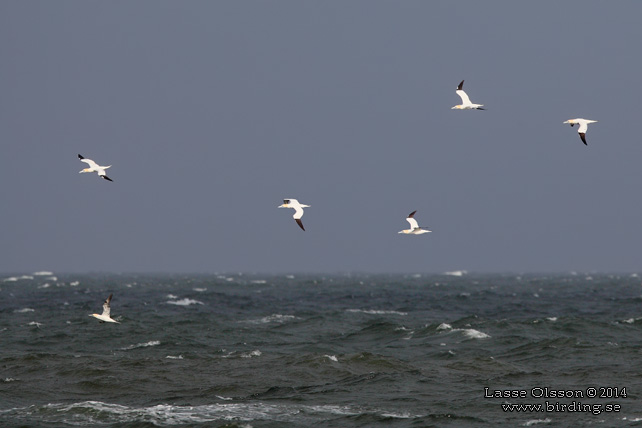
[398,211,431,235]
[563,118,597,145]
[78,154,113,181]
[278,198,309,231]
[452,80,485,110]
[89,294,119,323]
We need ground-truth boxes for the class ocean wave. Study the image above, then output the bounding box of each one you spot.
[456,328,490,339]
[243,314,297,324]
[346,309,408,316]
[523,418,552,426]
[121,340,161,350]
[0,401,424,425]
[3,275,34,282]
[13,308,35,313]
[166,298,204,306]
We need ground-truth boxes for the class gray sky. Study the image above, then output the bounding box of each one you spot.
[2,1,641,274]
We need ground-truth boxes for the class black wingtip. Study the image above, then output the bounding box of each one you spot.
[457,80,464,90]
[295,218,305,231]
[579,133,587,145]
[102,175,113,182]
[78,154,84,159]
[477,107,486,110]
[408,210,417,218]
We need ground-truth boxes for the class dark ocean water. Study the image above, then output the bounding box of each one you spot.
[1,272,642,427]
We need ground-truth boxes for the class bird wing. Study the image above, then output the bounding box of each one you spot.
[101,294,112,317]
[577,121,589,134]
[80,157,100,169]
[579,133,587,145]
[456,89,472,105]
[292,205,305,219]
[295,218,305,231]
[406,217,420,230]
[101,175,113,182]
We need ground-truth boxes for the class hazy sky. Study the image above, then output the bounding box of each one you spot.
[2,1,641,274]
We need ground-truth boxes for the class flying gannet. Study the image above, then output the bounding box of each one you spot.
[89,294,120,323]
[563,118,597,145]
[278,198,309,231]
[398,211,431,235]
[78,154,113,181]
[452,80,485,110]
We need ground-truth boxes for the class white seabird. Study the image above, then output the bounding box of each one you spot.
[398,211,431,235]
[563,118,597,146]
[452,80,485,110]
[78,154,113,181]
[278,198,309,231]
[89,294,120,323]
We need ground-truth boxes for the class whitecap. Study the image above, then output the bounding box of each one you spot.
[20,275,34,280]
[443,270,467,277]
[0,401,425,425]
[38,283,50,289]
[28,321,43,328]
[250,280,267,284]
[70,281,80,286]
[546,317,558,322]
[324,355,338,362]
[523,418,552,426]
[346,309,408,316]
[193,288,207,292]
[240,350,261,358]
[167,298,204,306]
[14,308,35,313]
[2,277,18,282]
[166,355,183,360]
[45,276,57,281]
[166,294,178,299]
[285,275,295,279]
[33,271,53,276]
[2,378,17,382]
[243,314,296,324]
[436,323,452,331]
[121,340,160,350]
[453,328,490,339]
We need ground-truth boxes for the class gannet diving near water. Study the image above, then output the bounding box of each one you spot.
[398,211,431,235]
[278,199,309,231]
[452,80,485,110]
[89,294,120,323]
[78,154,113,181]
[563,118,597,145]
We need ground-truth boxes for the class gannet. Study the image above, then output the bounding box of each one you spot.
[89,294,120,323]
[398,211,431,235]
[452,80,485,110]
[78,154,113,181]
[563,118,597,145]
[278,198,309,231]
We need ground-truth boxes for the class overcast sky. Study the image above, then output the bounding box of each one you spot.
[1,1,641,274]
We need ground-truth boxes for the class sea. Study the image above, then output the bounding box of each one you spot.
[1,272,642,427]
